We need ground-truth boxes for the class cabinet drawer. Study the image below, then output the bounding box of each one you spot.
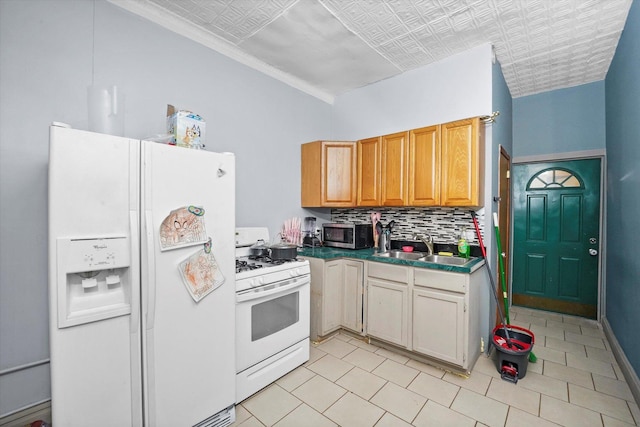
[368,262,410,283]
[414,268,466,293]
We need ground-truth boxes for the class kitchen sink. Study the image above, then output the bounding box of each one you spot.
[417,254,473,266]
[373,250,475,266]
[373,250,427,260]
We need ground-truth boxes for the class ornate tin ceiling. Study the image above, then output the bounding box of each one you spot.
[110,0,632,103]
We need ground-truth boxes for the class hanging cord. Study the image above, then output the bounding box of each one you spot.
[91,0,96,86]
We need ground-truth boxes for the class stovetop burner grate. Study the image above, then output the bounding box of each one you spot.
[248,255,299,263]
[236,259,264,274]
[236,255,302,274]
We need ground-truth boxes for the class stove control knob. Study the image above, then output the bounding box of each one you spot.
[258,277,266,285]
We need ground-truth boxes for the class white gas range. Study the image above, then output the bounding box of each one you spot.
[234,227,310,403]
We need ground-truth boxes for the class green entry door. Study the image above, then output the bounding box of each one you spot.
[512,159,601,319]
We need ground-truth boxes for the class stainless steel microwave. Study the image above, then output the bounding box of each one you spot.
[322,223,373,249]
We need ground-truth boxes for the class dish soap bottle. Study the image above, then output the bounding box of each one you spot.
[458,228,470,258]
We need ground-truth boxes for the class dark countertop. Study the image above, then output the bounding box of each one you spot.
[297,246,485,273]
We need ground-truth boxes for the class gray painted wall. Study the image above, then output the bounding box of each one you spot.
[605,0,640,376]
[0,0,331,416]
[512,81,606,158]
[0,0,500,417]
[332,44,493,140]
[3,0,637,417]
[331,44,497,364]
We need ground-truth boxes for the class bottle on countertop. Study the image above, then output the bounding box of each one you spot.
[458,228,470,258]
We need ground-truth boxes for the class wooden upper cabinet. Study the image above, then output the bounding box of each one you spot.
[301,117,483,208]
[301,141,357,207]
[380,131,409,206]
[440,117,483,207]
[357,137,381,206]
[408,125,440,206]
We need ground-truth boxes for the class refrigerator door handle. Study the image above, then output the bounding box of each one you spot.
[145,210,157,330]
[129,211,140,334]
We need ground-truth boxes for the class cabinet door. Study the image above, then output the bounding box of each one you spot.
[440,118,482,207]
[324,142,357,206]
[301,141,356,207]
[342,260,364,333]
[323,260,343,334]
[357,137,381,206]
[412,288,465,366]
[367,278,408,347]
[380,131,409,206]
[408,125,440,206]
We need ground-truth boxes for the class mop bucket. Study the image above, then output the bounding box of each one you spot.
[491,324,535,383]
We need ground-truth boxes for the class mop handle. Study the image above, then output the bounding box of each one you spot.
[471,211,487,258]
[471,211,513,346]
[471,212,502,312]
[493,213,511,325]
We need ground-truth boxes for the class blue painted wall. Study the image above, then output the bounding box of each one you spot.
[492,61,513,159]
[513,81,606,158]
[487,59,512,342]
[605,0,640,376]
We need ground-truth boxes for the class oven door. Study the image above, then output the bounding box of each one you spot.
[236,274,310,372]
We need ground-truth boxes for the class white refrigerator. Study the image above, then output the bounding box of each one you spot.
[48,124,236,426]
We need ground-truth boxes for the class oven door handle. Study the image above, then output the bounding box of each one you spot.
[236,275,309,303]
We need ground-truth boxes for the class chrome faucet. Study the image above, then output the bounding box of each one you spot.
[412,232,434,256]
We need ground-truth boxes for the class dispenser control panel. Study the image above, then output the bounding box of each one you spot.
[55,236,132,328]
[60,237,130,273]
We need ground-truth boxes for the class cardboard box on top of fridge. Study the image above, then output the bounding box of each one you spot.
[166,104,205,149]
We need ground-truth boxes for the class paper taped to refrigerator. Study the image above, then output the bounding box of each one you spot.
[159,206,207,251]
[178,240,225,302]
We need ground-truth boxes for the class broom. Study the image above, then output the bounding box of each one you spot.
[492,212,537,363]
[470,212,517,351]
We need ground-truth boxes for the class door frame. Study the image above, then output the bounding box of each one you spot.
[498,146,511,326]
[511,150,606,320]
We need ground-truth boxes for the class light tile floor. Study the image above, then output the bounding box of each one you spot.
[233,307,639,427]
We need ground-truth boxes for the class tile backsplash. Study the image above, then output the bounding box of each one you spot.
[331,207,485,244]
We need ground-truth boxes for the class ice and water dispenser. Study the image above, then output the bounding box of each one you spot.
[55,236,132,328]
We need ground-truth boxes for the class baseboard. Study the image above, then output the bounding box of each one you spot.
[0,401,51,427]
[602,317,640,407]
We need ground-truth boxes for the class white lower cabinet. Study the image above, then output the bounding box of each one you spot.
[323,260,343,334]
[367,261,484,371]
[307,255,484,371]
[367,278,409,347]
[366,262,410,348]
[306,257,364,341]
[342,260,364,333]
[412,288,465,366]
[412,267,482,371]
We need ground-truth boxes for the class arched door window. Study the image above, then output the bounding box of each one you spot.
[527,168,583,189]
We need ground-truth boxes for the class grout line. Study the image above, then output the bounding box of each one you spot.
[241,308,637,427]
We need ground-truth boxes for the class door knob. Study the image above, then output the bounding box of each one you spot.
[589,249,598,256]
